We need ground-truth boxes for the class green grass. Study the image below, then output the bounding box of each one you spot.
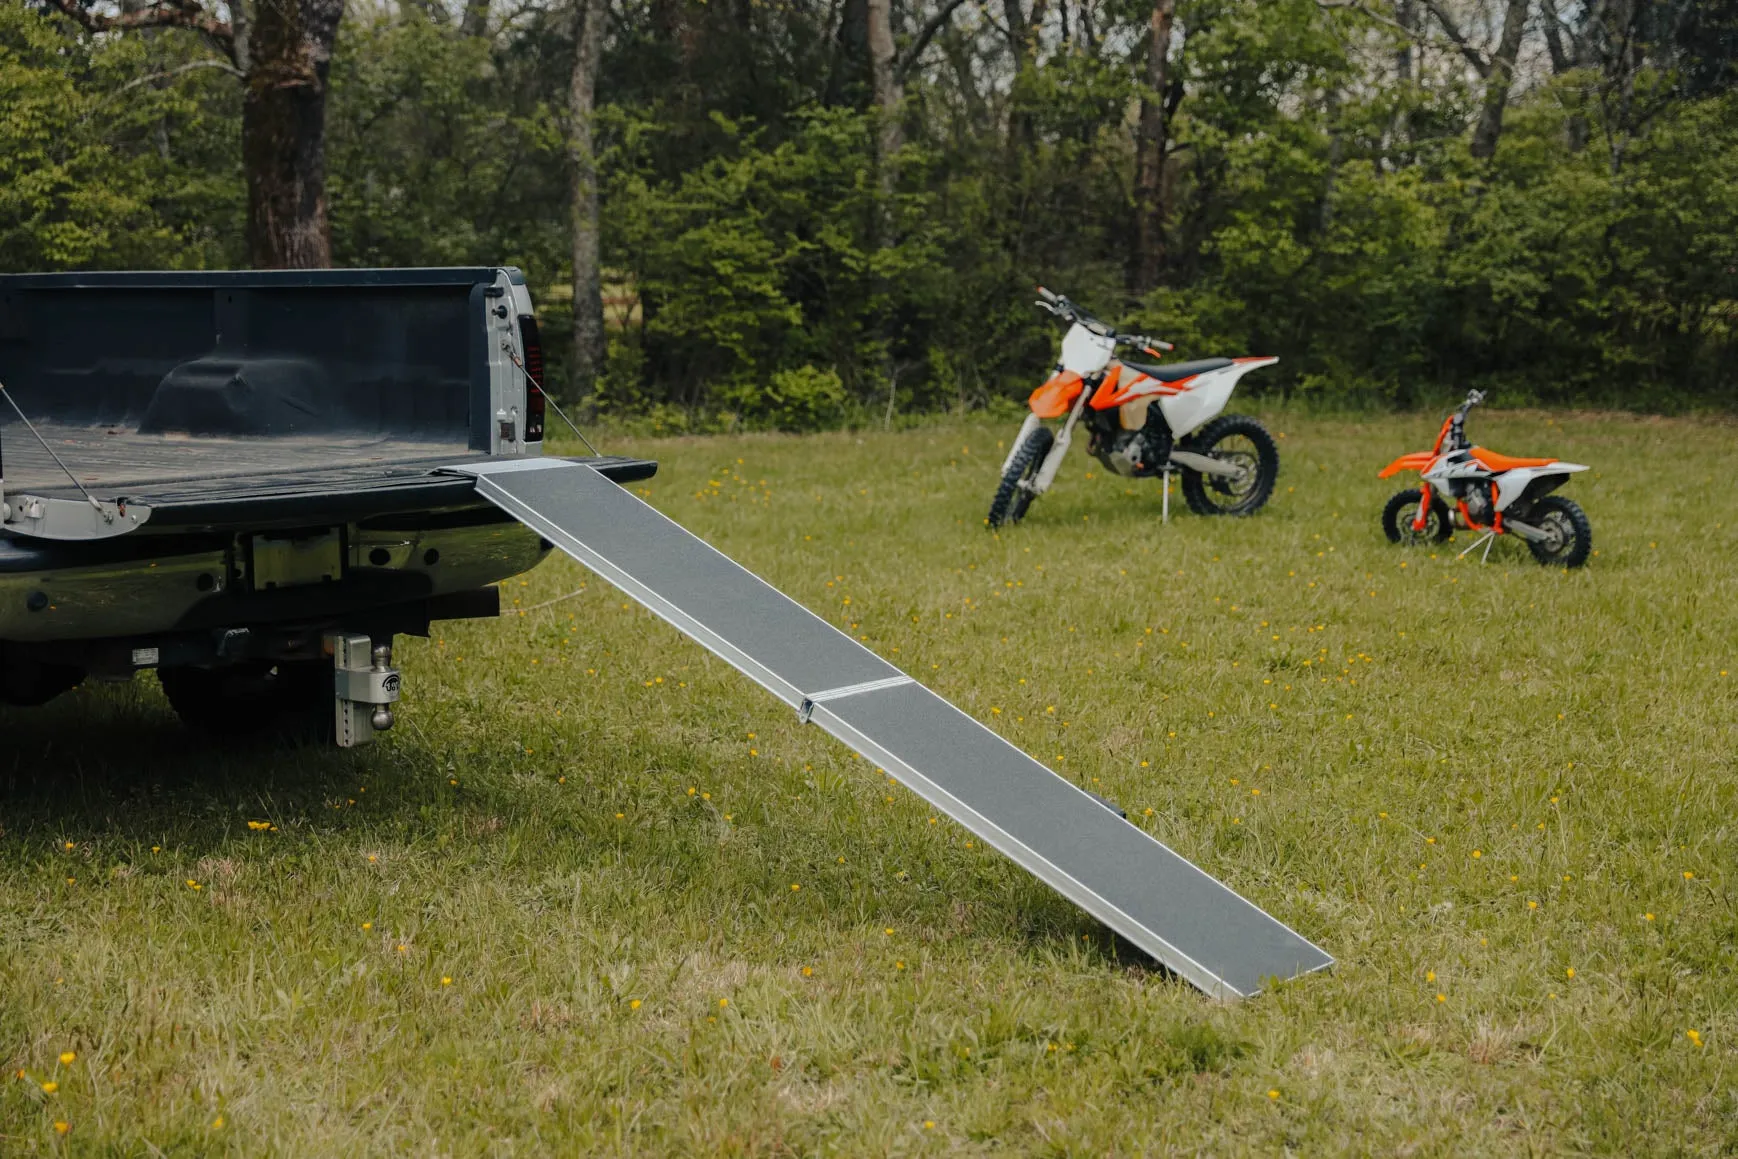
[4,409,1737,1154]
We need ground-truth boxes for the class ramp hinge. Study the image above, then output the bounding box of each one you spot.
[797,675,915,723]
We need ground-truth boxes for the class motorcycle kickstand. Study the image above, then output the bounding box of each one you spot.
[1457,530,1496,562]
[1161,469,1172,524]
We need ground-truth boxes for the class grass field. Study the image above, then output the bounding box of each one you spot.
[4,409,1737,1155]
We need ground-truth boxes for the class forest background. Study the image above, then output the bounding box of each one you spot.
[3,0,1735,428]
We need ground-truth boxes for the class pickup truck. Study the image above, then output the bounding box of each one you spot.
[0,267,651,741]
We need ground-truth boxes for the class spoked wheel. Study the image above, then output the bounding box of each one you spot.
[1523,495,1593,568]
[1178,414,1279,516]
[987,426,1054,529]
[1381,488,1453,546]
[158,659,333,741]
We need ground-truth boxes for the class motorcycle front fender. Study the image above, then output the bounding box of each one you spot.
[1029,372,1084,419]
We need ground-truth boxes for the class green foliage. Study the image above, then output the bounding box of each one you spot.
[0,5,230,269]
[2,0,1734,416]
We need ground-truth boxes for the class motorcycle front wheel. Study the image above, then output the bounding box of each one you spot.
[1178,414,1279,516]
[1381,488,1453,546]
[987,426,1054,529]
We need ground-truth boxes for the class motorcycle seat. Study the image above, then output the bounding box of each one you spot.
[1120,356,1233,383]
[1470,447,1557,472]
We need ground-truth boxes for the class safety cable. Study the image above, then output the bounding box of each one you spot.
[500,340,602,458]
[0,380,104,512]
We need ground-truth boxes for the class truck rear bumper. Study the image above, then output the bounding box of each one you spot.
[0,455,655,641]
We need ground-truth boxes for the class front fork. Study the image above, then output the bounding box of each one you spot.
[1411,483,1434,532]
[1028,392,1090,496]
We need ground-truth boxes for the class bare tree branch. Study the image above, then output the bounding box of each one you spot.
[896,0,971,82]
[107,57,244,98]
[46,0,236,58]
[1418,0,1492,76]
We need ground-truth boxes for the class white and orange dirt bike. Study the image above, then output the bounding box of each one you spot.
[988,287,1281,529]
[1378,389,1592,567]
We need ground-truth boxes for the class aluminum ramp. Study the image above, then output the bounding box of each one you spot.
[447,458,1331,999]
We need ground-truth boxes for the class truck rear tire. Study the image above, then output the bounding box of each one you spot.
[158,660,332,740]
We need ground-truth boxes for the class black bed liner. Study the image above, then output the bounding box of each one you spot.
[2,439,656,536]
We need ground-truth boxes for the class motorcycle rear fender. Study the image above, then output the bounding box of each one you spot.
[1493,463,1589,512]
[1155,357,1277,438]
[1379,451,1436,479]
[1029,371,1085,419]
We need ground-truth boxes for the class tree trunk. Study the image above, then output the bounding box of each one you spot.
[828,0,870,106]
[867,0,900,182]
[461,0,491,37]
[570,0,607,408]
[1132,0,1177,293]
[242,0,343,268]
[1468,0,1531,160]
[1392,0,1416,151]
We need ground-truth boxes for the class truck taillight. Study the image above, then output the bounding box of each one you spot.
[517,314,546,442]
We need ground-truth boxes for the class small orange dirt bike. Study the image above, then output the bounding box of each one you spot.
[987,288,1281,528]
[1379,390,1592,567]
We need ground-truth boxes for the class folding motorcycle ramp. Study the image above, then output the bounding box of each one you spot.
[444,458,1332,999]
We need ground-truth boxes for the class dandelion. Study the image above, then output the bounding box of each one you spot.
[1425,971,1436,983]
[211,1116,224,1129]
[1528,900,1539,910]
[629,999,642,1010]
[1268,1089,1280,1100]
[1687,1029,1703,1047]
[1684,871,1695,880]
[1435,994,1446,1003]
[801,967,813,978]
[1566,967,1575,979]
[885,927,894,935]
[718,998,729,1008]
[63,841,74,851]
[58,1052,74,1065]
[895,961,906,970]
[790,883,801,892]
[924,1120,935,1129]
[1472,850,1482,859]
[41,1081,57,1094]
[1644,913,1655,921]
[186,879,201,891]
[54,1121,69,1135]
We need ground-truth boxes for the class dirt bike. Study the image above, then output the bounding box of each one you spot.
[987,287,1280,529]
[1378,389,1592,567]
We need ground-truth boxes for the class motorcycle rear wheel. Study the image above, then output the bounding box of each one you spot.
[1178,414,1278,516]
[1524,495,1592,569]
[987,426,1054,529]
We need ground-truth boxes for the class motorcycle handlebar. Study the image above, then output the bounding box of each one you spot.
[1032,289,1176,352]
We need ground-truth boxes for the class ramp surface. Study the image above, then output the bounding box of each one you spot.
[447,458,1331,998]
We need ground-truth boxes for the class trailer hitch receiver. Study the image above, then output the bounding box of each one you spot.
[329,634,401,747]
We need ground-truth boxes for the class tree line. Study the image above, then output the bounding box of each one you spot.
[3,0,1735,426]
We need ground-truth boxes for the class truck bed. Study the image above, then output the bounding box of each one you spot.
[3,421,655,532]
[4,421,467,493]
